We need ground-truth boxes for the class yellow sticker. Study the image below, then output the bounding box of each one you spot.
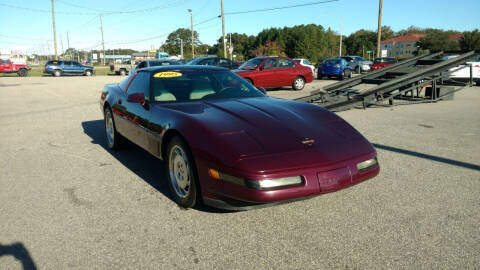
[153,71,182,78]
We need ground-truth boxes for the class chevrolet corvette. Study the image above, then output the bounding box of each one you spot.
[100,66,379,210]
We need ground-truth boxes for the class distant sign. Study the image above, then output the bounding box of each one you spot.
[228,46,234,54]
[381,49,387,57]
[366,50,372,53]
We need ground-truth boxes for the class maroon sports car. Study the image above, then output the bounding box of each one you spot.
[100,66,379,210]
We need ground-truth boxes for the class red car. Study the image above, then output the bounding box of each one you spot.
[0,58,30,76]
[100,66,379,210]
[233,57,313,90]
[371,57,398,71]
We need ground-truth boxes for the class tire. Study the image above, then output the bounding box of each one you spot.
[355,66,360,74]
[119,69,126,76]
[166,136,199,208]
[104,107,122,150]
[85,70,92,76]
[317,74,323,80]
[340,70,345,80]
[245,78,253,85]
[292,76,305,90]
[17,69,27,77]
[53,70,61,77]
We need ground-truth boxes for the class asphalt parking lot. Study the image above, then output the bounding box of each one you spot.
[1,76,479,269]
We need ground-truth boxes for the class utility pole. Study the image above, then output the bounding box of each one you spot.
[51,0,58,59]
[376,0,383,57]
[60,35,64,58]
[100,15,105,65]
[178,38,184,59]
[229,33,232,60]
[339,16,343,56]
[188,9,194,58]
[67,32,71,60]
[221,0,227,58]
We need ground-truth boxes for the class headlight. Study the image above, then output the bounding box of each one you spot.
[248,176,303,190]
[357,157,378,172]
[209,169,303,190]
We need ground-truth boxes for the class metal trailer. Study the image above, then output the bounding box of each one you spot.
[296,51,479,111]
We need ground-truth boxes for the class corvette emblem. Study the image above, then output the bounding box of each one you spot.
[301,138,315,146]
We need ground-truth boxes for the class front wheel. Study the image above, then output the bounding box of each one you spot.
[167,136,199,208]
[53,70,61,77]
[340,70,345,80]
[85,70,92,76]
[17,69,28,77]
[104,107,122,150]
[119,69,127,76]
[292,76,305,90]
[355,66,360,74]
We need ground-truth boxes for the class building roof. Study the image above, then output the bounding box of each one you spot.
[382,34,425,44]
[382,33,462,44]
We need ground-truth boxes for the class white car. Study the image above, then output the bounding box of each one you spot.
[443,55,480,85]
[294,58,315,76]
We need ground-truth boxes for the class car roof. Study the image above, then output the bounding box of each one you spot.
[142,65,228,72]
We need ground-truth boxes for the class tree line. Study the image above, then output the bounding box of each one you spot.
[161,25,480,64]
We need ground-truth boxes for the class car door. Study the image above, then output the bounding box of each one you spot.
[254,58,277,87]
[119,71,151,149]
[274,58,298,86]
[62,61,74,74]
[71,61,83,74]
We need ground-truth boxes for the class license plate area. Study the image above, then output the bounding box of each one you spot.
[317,167,352,192]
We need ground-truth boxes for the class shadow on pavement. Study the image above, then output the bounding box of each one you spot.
[373,143,480,171]
[0,242,37,270]
[81,120,232,213]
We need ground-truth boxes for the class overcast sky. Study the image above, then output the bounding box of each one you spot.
[1,0,478,54]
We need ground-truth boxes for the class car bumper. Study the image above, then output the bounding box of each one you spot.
[361,65,371,71]
[197,152,379,210]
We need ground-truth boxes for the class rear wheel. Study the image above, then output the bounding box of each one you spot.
[104,107,122,150]
[53,70,61,77]
[292,76,305,90]
[166,136,199,208]
[17,69,27,77]
[85,70,92,76]
[120,69,127,76]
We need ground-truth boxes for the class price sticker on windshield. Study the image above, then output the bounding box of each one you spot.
[154,71,183,78]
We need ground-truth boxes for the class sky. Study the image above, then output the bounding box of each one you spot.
[0,0,479,55]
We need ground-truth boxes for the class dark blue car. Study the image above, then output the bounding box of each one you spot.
[44,60,94,77]
[317,58,352,80]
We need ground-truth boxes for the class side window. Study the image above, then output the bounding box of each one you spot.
[136,62,146,69]
[304,60,312,65]
[218,58,231,67]
[1,59,9,64]
[72,61,80,66]
[64,61,72,66]
[263,59,277,69]
[278,58,296,68]
[126,72,150,100]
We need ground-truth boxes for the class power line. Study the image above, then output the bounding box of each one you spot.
[224,0,339,16]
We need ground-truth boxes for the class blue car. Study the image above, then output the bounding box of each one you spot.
[317,58,352,80]
[44,60,94,77]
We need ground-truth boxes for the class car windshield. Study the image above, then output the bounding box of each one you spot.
[239,58,263,70]
[150,70,264,103]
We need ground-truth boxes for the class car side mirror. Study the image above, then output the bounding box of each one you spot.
[127,92,146,103]
[257,87,267,95]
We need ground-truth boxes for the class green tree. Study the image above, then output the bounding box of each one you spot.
[344,30,377,56]
[381,26,395,40]
[460,29,480,50]
[161,28,201,59]
[417,29,460,51]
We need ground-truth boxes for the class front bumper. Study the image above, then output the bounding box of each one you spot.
[361,64,371,71]
[198,153,379,210]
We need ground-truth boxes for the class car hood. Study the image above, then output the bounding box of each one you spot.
[163,97,374,167]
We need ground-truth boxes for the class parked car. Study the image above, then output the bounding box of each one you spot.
[443,55,480,85]
[0,58,30,77]
[371,57,398,71]
[44,60,94,77]
[317,58,352,80]
[110,59,134,75]
[186,56,240,69]
[294,58,315,76]
[100,65,379,210]
[340,56,372,73]
[233,56,313,90]
[129,59,180,75]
